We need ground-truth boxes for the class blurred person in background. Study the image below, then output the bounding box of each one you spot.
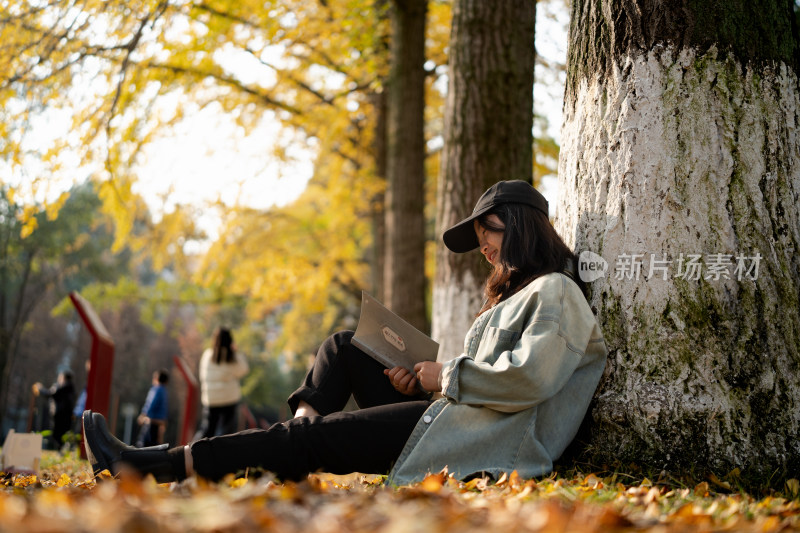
[194,328,249,439]
[33,370,76,450]
[72,359,91,433]
[136,369,169,447]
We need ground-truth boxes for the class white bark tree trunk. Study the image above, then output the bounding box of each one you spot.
[557,32,800,476]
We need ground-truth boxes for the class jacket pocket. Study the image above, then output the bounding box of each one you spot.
[475,327,521,363]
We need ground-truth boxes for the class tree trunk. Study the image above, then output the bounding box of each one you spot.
[369,0,391,303]
[370,88,388,303]
[384,0,428,331]
[557,0,800,478]
[432,0,536,360]
[0,249,36,425]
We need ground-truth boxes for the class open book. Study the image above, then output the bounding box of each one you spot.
[351,291,439,373]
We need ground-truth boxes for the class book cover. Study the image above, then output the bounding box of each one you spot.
[351,292,439,373]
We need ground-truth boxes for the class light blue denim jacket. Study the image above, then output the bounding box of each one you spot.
[388,272,607,485]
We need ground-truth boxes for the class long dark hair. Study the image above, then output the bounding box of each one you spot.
[212,328,235,364]
[477,203,584,314]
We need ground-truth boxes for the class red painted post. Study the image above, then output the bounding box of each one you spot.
[69,291,115,458]
[240,404,257,430]
[69,292,114,417]
[173,355,199,445]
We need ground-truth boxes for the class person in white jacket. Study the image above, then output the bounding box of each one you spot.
[194,328,249,439]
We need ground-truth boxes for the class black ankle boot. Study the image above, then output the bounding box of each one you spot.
[82,410,186,483]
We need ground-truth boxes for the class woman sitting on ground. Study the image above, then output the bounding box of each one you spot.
[82,180,607,484]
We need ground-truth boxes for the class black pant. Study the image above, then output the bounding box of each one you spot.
[137,420,164,448]
[52,412,72,449]
[195,403,238,439]
[190,331,431,481]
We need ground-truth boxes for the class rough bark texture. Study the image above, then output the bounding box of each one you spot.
[432,0,535,360]
[557,0,800,479]
[370,88,388,303]
[368,0,390,303]
[565,0,800,104]
[385,0,428,332]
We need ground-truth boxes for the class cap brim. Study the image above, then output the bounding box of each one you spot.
[442,203,494,253]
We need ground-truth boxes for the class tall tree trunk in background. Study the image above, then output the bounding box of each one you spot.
[370,89,388,302]
[432,0,536,360]
[0,250,36,426]
[557,0,800,477]
[369,0,391,303]
[384,0,428,331]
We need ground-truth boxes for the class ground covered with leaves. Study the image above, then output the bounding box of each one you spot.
[1,451,799,532]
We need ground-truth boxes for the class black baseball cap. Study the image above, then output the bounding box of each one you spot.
[442,180,549,253]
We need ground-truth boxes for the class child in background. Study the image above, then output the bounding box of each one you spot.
[136,369,169,447]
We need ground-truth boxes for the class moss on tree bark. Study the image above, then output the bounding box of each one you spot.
[558,0,800,484]
[566,0,800,104]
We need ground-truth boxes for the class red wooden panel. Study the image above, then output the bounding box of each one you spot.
[69,291,115,459]
[173,355,199,446]
[69,291,114,417]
